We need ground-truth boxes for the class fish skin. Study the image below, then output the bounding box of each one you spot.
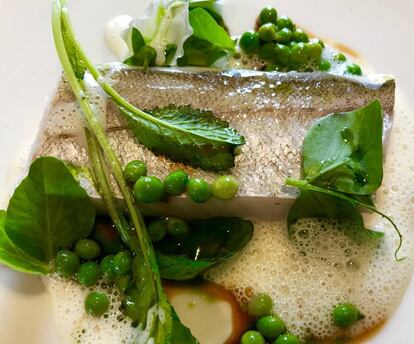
[34,65,395,219]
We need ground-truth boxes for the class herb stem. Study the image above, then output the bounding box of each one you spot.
[286,178,404,260]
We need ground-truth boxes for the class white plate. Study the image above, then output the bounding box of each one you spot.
[0,0,413,342]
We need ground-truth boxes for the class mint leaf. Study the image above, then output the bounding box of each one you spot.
[189,8,235,50]
[302,100,383,195]
[156,217,253,281]
[121,105,245,171]
[5,157,95,263]
[0,210,50,274]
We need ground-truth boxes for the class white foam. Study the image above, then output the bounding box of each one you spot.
[206,90,414,340]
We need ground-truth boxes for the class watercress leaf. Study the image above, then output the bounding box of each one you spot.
[120,104,245,171]
[177,36,227,67]
[288,190,384,244]
[0,210,50,274]
[189,1,228,31]
[5,157,96,263]
[155,217,253,280]
[302,100,383,195]
[189,8,235,50]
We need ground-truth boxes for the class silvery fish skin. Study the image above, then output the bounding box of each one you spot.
[34,65,395,219]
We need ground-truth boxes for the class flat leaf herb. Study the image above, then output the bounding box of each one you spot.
[286,100,403,260]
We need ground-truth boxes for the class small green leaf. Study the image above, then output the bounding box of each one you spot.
[121,105,245,171]
[302,100,383,195]
[189,8,235,50]
[171,307,199,343]
[131,28,146,54]
[178,36,228,67]
[0,211,50,274]
[287,190,384,244]
[5,157,96,263]
[155,217,253,280]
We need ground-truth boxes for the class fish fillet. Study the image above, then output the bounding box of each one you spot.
[34,65,395,219]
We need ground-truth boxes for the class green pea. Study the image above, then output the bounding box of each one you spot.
[276,28,293,44]
[275,44,290,66]
[56,249,80,278]
[136,45,157,67]
[147,218,167,242]
[212,175,239,200]
[332,303,364,328]
[164,170,189,196]
[276,16,293,30]
[93,219,123,255]
[274,333,300,344]
[333,52,347,62]
[290,42,310,65]
[307,41,323,62]
[124,160,147,183]
[259,6,278,25]
[167,218,190,239]
[187,178,211,203]
[74,239,101,260]
[77,261,101,287]
[257,315,287,339]
[318,59,331,71]
[115,274,130,294]
[259,42,276,61]
[241,330,266,344]
[240,31,261,55]
[113,251,132,276]
[100,255,116,281]
[247,293,273,318]
[84,291,110,317]
[346,63,362,76]
[133,176,164,203]
[258,23,278,42]
[292,29,309,43]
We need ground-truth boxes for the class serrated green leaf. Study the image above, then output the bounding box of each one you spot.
[121,105,245,171]
[155,217,253,280]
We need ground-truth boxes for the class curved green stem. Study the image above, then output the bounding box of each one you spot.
[286,178,405,261]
